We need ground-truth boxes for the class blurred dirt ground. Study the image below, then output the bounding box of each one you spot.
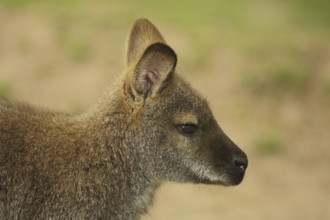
[0,1,330,219]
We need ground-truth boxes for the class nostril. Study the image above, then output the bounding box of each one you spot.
[233,157,248,172]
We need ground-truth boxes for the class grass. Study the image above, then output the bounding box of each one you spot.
[68,39,90,62]
[270,67,307,91]
[323,79,330,95]
[1,0,328,103]
[242,65,309,100]
[2,0,329,30]
[0,0,83,9]
[0,82,13,97]
[287,0,330,29]
[254,134,285,155]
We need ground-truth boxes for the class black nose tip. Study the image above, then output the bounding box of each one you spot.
[233,156,248,172]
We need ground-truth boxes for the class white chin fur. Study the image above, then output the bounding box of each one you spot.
[184,159,228,184]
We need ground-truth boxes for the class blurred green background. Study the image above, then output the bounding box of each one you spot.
[0,0,329,219]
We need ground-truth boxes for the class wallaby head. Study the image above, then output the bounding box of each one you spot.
[121,18,247,186]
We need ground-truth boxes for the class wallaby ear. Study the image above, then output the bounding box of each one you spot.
[131,42,177,99]
[127,18,166,66]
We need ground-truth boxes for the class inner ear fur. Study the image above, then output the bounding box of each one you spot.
[129,42,177,100]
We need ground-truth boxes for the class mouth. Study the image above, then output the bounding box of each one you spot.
[187,163,247,186]
[226,169,246,185]
[212,160,248,186]
[182,154,248,186]
[205,171,246,186]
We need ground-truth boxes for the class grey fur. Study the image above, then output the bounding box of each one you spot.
[0,19,247,220]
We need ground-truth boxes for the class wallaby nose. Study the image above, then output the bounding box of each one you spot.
[233,154,248,172]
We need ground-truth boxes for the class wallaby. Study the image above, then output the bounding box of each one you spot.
[0,18,248,219]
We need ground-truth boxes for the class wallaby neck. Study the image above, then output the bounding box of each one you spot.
[77,93,160,219]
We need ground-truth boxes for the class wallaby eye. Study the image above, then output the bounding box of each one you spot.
[177,124,198,135]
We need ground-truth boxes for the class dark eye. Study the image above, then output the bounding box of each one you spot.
[177,124,198,135]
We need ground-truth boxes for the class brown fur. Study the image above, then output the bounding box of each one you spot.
[0,19,247,219]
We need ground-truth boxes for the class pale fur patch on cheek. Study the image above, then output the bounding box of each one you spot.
[176,139,228,184]
[182,157,229,183]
